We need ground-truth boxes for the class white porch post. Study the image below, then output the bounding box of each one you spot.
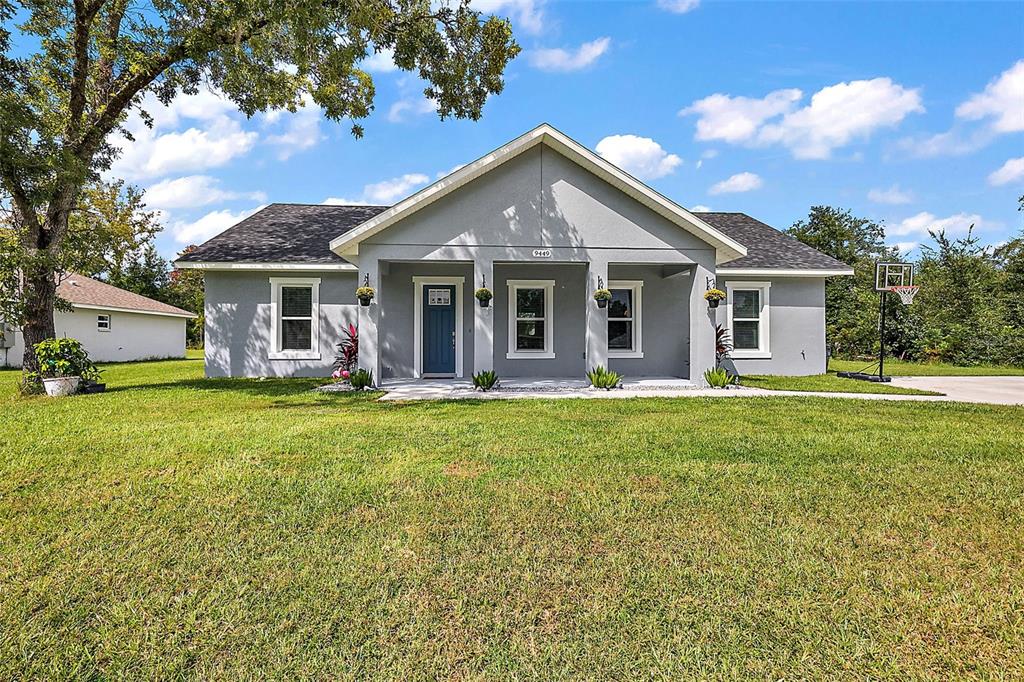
[585,257,609,371]
[357,259,382,382]
[690,260,717,386]
[473,258,494,374]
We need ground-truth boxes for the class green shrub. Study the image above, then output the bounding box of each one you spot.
[472,370,499,391]
[587,365,622,390]
[33,338,101,382]
[349,368,374,390]
[704,367,736,388]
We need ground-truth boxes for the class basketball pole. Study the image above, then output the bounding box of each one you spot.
[878,289,887,381]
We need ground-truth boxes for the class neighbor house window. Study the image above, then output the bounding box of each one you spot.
[507,280,555,359]
[97,314,111,332]
[269,277,321,360]
[608,280,643,358]
[726,281,770,358]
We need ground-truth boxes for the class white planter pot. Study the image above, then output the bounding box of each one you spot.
[42,376,80,397]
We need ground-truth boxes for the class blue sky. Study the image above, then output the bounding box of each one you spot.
[99,1,1023,260]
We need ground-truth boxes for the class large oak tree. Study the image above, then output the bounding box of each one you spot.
[0,0,519,380]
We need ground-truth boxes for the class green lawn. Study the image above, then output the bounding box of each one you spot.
[2,357,1023,678]
[830,357,1024,376]
[742,372,943,395]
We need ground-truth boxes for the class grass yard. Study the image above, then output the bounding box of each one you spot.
[830,357,1024,377]
[2,356,1023,678]
[741,372,943,395]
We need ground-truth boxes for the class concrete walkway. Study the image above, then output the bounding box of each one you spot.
[376,376,1024,406]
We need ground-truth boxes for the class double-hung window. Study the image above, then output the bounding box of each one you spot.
[507,280,555,359]
[607,280,643,358]
[97,314,111,332]
[726,281,770,358]
[269,277,321,360]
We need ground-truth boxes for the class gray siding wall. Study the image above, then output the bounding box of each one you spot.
[715,276,827,376]
[205,270,358,378]
[607,264,691,378]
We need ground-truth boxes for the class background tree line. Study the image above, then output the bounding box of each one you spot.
[788,198,1024,367]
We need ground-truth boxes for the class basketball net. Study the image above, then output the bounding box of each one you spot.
[889,285,919,305]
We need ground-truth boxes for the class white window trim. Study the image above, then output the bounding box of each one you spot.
[607,280,643,359]
[269,277,321,360]
[506,279,555,359]
[97,314,111,332]
[412,276,465,378]
[725,281,771,359]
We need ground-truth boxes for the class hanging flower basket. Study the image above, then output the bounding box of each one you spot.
[593,288,612,309]
[475,287,493,308]
[704,288,726,309]
[356,286,375,306]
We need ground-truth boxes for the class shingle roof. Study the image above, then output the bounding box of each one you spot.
[58,275,196,318]
[177,203,388,264]
[177,203,848,273]
[695,212,851,271]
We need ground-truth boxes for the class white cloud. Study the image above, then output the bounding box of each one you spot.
[528,37,610,73]
[362,47,398,73]
[473,0,545,35]
[894,129,990,159]
[956,60,1024,133]
[387,94,437,123]
[324,172,431,206]
[436,164,466,179]
[889,211,989,239]
[263,95,322,160]
[681,89,803,143]
[868,184,913,205]
[708,172,762,195]
[170,205,265,244]
[681,78,923,159]
[891,241,919,254]
[110,91,257,181]
[690,204,712,212]
[657,0,700,13]
[145,175,265,211]
[988,157,1024,186]
[595,134,682,180]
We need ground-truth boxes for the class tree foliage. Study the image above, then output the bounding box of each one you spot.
[0,0,519,378]
[789,205,1024,368]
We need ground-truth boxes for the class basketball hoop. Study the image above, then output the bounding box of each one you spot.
[890,285,919,305]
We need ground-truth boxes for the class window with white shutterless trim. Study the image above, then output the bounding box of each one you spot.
[607,280,643,358]
[725,281,770,359]
[269,277,321,360]
[97,314,111,332]
[507,280,555,359]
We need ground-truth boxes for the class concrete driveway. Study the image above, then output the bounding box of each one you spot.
[889,376,1024,406]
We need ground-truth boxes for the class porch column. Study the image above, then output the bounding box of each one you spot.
[473,257,494,374]
[690,260,716,386]
[585,257,609,371]
[357,258,382,383]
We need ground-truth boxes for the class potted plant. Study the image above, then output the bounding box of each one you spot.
[32,337,101,397]
[593,288,612,309]
[475,287,493,308]
[704,288,726,309]
[356,286,375,307]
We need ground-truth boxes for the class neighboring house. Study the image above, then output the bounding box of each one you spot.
[176,124,852,383]
[1,274,197,367]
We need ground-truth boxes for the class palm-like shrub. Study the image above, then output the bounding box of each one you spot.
[703,367,736,388]
[349,368,374,390]
[472,370,499,391]
[587,365,622,390]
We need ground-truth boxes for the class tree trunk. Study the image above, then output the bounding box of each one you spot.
[21,260,58,380]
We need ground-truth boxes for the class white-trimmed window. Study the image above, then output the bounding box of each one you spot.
[507,279,555,359]
[726,281,770,359]
[269,277,321,360]
[608,280,643,358]
[97,314,111,332]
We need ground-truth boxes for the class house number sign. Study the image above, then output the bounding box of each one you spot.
[532,249,552,258]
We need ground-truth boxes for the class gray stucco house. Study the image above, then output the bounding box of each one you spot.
[176,124,852,384]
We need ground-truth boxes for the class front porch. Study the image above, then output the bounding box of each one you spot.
[355,259,717,384]
[377,375,698,400]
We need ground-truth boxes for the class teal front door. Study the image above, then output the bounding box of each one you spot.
[423,285,456,375]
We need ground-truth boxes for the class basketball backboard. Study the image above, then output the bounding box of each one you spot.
[875,262,914,292]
